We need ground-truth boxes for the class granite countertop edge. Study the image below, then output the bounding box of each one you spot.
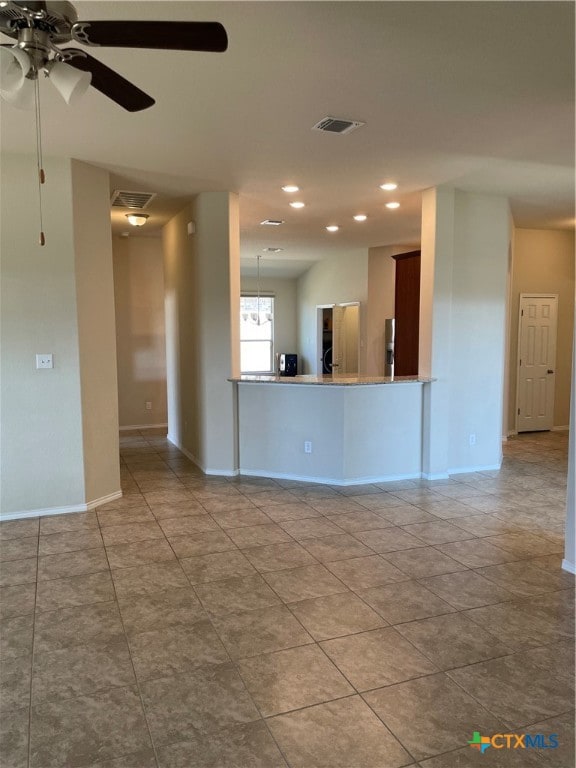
[229,375,434,386]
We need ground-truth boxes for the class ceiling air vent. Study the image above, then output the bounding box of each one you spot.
[110,190,157,210]
[312,117,365,135]
[260,219,285,226]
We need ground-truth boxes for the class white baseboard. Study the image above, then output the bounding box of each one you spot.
[561,559,576,574]
[167,435,238,477]
[239,469,421,486]
[119,423,168,432]
[0,503,87,521]
[86,490,123,511]
[0,490,123,521]
[552,425,570,432]
[421,472,451,481]
[447,461,502,476]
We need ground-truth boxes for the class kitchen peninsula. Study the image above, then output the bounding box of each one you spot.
[231,375,433,485]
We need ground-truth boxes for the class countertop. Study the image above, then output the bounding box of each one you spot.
[230,374,433,386]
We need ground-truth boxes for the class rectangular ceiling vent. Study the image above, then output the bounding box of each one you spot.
[312,117,365,135]
[110,190,157,210]
[260,219,285,226]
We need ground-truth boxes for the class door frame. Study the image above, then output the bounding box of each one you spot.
[515,292,558,433]
[316,304,335,376]
[316,302,360,376]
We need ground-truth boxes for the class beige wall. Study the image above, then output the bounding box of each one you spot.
[113,236,167,428]
[0,153,120,516]
[297,250,368,374]
[1,154,85,515]
[163,203,196,453]
[508,228,575,431]
[72,160,120,503]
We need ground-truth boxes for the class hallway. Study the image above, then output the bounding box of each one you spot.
[1,430,573,767]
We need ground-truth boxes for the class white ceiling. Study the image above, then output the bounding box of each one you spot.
[1,1,574,278]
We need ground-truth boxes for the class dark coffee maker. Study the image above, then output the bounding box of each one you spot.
[279,354,297,377]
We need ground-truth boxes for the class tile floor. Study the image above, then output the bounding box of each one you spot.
[0,429,574,768]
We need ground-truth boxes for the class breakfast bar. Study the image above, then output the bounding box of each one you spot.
[231,375,433,485]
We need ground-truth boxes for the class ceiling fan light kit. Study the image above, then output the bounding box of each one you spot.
[0,41,30,89]
[46,58,90,104]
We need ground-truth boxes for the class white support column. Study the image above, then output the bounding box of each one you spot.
[163,192,240,476]
[420,187,510,478]
[420,187,455,478]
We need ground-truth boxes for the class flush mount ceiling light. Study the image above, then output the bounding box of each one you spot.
[281,185,299,193]
[353,214,367,222]
[289,201,305,209]
[380,182,398,191]
[326,225,339,232]
[385,202,400,209]
[125,213,149,226]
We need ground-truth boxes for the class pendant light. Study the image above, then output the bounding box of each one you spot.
[256,253,262,325]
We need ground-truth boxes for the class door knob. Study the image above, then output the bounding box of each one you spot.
[547,369,554,374]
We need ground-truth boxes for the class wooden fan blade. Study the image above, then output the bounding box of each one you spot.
[65,50,155,112]
[71,20,228,52]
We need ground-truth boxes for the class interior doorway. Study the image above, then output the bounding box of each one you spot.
[316,303,360,376]
[516,293,558,432]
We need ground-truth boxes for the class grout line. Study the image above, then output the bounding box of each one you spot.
[26,526,41,768]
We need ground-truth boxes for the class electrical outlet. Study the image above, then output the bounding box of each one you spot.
[304,441,312,454]
[469,433,476,446]
[36,353,53,369]
[145,401,152,411]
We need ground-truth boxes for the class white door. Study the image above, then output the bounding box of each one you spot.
[517,294,558,432]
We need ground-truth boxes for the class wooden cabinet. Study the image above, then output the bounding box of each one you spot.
[392,250,421,376]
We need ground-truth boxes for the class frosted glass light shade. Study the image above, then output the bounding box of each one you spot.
[125,214,149,226]
[1,75,35,110]
[0,46,31,93]
[48,61,91,105]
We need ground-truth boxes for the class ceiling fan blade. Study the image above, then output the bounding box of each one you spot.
[71,20,228,52]
[65,50,155,112]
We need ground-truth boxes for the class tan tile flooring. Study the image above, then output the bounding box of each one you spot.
[0,430,574,767]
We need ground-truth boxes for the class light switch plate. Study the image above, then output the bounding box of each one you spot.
[36,354,53,369]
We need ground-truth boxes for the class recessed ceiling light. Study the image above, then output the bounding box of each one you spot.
[289,201,305,209]
[282,185,299,193]
[353,214,367,222]
[263,247,284,253]
[260,219,285,226]
[380,182,398,191]
[385,202,400,209]
[326,225,339,232]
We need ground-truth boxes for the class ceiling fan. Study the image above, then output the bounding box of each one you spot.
[0,0,228,111]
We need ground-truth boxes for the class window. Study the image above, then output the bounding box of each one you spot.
[240,295,274,373]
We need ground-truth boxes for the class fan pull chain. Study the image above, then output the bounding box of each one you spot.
[34,72,46,246]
